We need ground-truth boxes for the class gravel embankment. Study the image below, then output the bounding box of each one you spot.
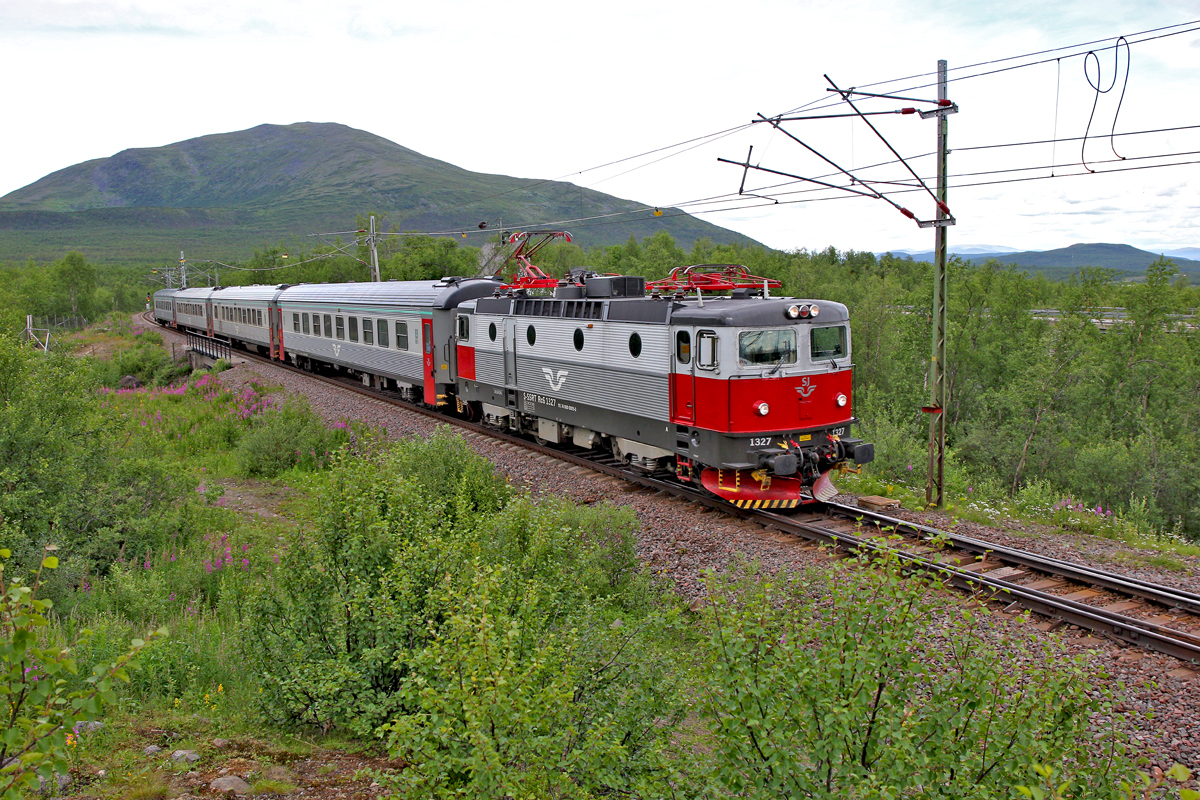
[136,317,1200,776]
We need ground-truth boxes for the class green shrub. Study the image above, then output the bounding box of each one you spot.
[700,555,1135,799]
[90,334,190,388]
[0,544,163,798]
[381,562,682,799]
[246,432,682,798]
[235,399,361,478]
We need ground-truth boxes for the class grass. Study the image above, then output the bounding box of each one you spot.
[838,468,1200,570]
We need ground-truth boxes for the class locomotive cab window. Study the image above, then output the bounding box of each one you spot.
[739,329,797,367]
[811,325,847,360]
[362,318,373,345]
[396,320,409,350]
[697,331,719,370]
[457,316,469,341]
[675,331,691,364]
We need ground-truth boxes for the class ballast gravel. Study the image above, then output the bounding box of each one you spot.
[133,318,1200,779]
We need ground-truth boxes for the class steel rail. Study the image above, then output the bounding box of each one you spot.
[758,510,1200,664]
[822,500,1200,616]
[157,318,1200,664]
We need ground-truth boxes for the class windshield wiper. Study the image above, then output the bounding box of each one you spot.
[768,354,788,376]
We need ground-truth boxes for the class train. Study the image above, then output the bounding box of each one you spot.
[153,233,873,508]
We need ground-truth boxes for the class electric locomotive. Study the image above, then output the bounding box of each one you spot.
[455,250,873,508]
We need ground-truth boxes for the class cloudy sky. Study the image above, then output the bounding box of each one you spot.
[2,0,1198,254]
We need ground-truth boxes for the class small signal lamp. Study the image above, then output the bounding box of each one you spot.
[755,401,770,416]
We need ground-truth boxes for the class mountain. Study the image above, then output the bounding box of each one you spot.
[879,242,1200,281]
[886,244,1023,257]
[0,122,761,263]
[1162,247,1200,261]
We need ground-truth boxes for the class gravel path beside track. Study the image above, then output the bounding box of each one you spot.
[135,317,1200,777]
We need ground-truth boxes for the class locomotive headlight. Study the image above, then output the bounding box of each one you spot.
[755,401,770,416]
[836,393,848,407]
[810,303,820,317]
[786,304,801,319]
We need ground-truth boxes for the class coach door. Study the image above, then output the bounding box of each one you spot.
[421,317,436,404]
[671,328,695,424]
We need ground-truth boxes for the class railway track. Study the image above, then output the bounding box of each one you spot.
[162,320,1200,668]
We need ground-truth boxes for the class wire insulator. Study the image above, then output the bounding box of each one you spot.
[938,99,953,107]
[937,201,951,215]
[901,108,917,115]
[900,207,916,220]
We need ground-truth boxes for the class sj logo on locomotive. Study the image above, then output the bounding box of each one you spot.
[542,367,568,391]
[795,376,816,398]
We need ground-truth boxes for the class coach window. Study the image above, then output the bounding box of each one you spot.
[324,314,333,338]
[573,328,584,351]
[293,313,300,332]
[376,319,388,347]
[336,316,345,340]
[349,317,359,343]
[697,331,719,370]
[457,316,469,341]
[395,320,409,350]
[488,322,497,341]
[628,332,642,358]
[527,325,536,346]
[675,331,691,364]
[257,309,263,327]
[301,313,309,335]
[312,314,321,337]
[363,318,374,345]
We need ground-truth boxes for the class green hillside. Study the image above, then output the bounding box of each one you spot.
[0,122,760,264]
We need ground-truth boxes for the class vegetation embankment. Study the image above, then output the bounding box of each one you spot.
[4,324,1193,798]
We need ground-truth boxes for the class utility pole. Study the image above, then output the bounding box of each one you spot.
[367,215,381,282]
[925,59,952,509]
[179,251,189,289]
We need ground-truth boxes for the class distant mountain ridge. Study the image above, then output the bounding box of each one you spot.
[0,122,761,263]
[878,242,1200,280]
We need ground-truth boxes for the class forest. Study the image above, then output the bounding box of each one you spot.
[3,224,1199,541]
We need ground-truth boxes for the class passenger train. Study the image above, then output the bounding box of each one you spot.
[153,241,873,508]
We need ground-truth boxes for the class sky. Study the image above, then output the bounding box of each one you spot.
[2,0,1199,255]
